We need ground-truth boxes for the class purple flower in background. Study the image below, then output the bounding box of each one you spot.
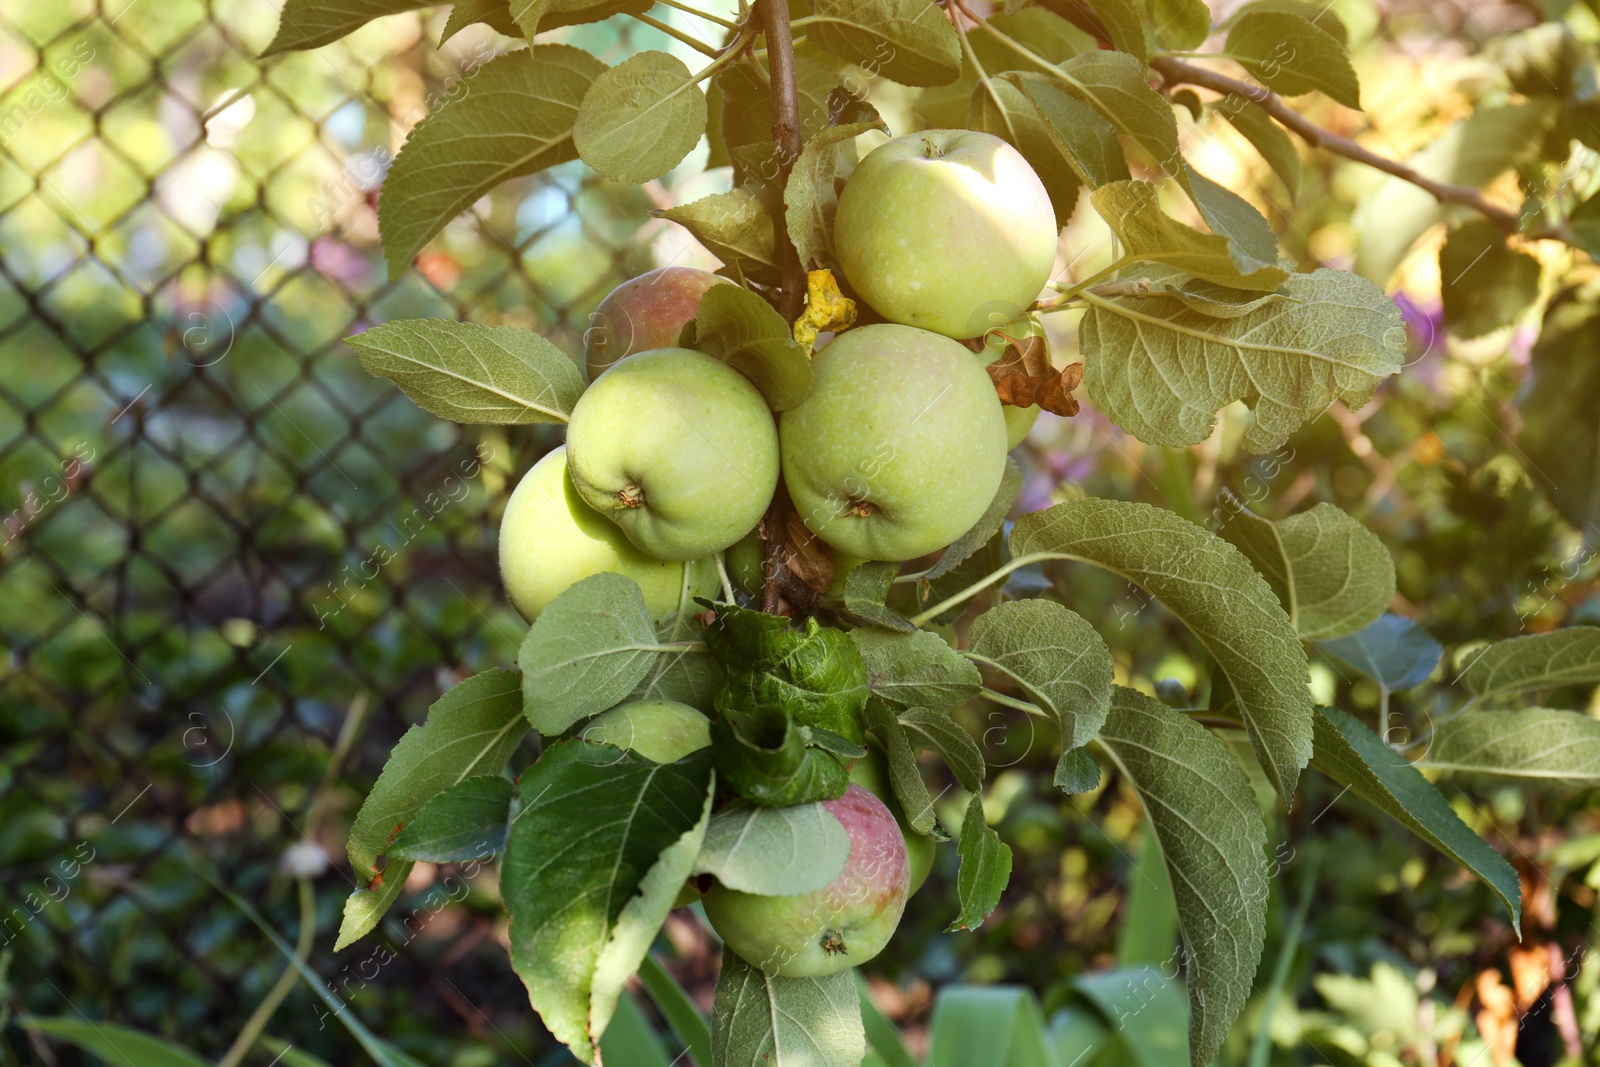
[311,236,370,287]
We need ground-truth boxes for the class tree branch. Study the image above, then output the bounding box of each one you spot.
[756,0,805,615]
[1150,56,1549,238]
[759,0,806,320]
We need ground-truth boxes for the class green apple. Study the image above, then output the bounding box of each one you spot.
[581,700,711,763]
[779,324,1007,561]
[848,741,935,895]
[566,348,780,561]
[834,129,1057,340]
[584,266,731,382]
[726,529,766,597]
[702,784,909,977]
[978,313,1046,449]
[499,446,717,621]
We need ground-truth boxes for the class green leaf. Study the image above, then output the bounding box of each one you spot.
[377,47,603,277]
[261,1039,338,1067]
[440,0,521,42]
[1225,11,1360,108]
[1145,0,1210,50]
[20,1018,211,1067]
[193,865,427,1067]
[1081,267,1404,452]
[865,698,939,835]
[509,0,650,36]
[348,319,584,425]
[520,573,674,735]
[1568,192,1600,259]
[599,992,674,1067]
[809,0,962,87]
[631,619,726,707]
[784,103,890,271]
[925,987,1057,1067]
[263,0,427,55]
[899,706,985,793]
[1095,687,1269,1067]
[689,284,814,410]
[707,606,870,743]
[1001,81,1127,195]
[638,955,714,1067]
[967,599,1114,759]
[337,668,526,949]
[1520,290,1600,536]
[1458,627,1600,698]
[1311,706,1521,926]
[1439,220,1541,339]
[946,793,1012,932]
[1219,500,1395,640]
[1018,52,1179,177]
[1072,967,1189,1066]
[1135,265,1289,318]
[1184,166,1283,273]
[968,80,1086,227]
[1217,99,1301,196]
[1089,180,1287,291]
[574,51,707,183]
[711,951,865,1067]
[1116,821,1179,966]
[656,188,781,286]
[1223,0,1347,44]
[1317,614,1442,691]
[926,457,1022,580]
[504,740,714,1063]
[1011,498,1312,803]
[982,7,1097,67]
[717,51,842,157]
[1054,746,1101,793]
[852,628,983,712]
[387,774,512,862]
[693,800,851,895]
[858,974,919,1067]
[1354,101,1557,283]
[1077,0,1149,62]
[843,561,918,632]
[1426,709,1600,786]
[712,703,852,806]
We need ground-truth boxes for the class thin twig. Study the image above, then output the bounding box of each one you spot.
[1151,56,1567,240]
[631,11,721,58]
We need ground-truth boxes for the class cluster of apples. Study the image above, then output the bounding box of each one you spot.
[499,130,1058,976]
[500,129,1057,624]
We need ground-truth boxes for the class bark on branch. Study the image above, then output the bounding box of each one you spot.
[1151,56,1543,237]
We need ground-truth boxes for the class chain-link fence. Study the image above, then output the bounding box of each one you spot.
[6,0,1595,1061]
[0,3,689,1060]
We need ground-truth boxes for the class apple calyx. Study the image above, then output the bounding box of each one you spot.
[618,484,645,508]
[820,930,847,956]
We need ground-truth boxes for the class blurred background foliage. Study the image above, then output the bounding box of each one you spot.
[0,0,1597,1063]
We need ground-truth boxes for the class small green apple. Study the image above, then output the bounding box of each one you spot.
[584,266,731,382]
[702,784,909,977]
[499,446,717,621]
[581,700,711,763]
[725,529,767,597]
[978,313,1046,449]
[834,129,1057,340]
[566,348,780,561]
[779,324,1007,561]
[847,741,935,895]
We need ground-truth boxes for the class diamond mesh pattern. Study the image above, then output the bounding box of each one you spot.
[0,3,656,1060]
